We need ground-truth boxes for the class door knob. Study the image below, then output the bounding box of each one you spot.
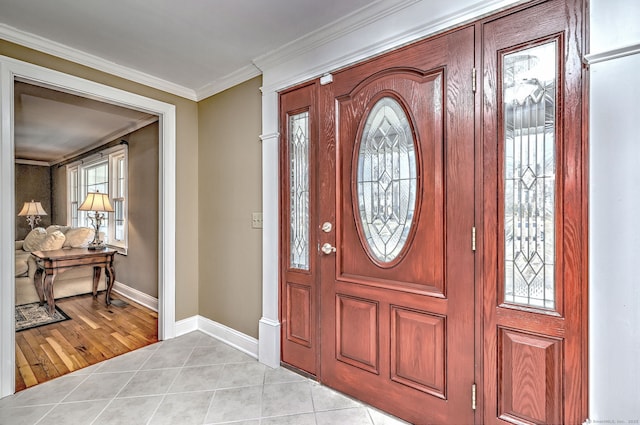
[321,222,333,233]
[321,243,337,254]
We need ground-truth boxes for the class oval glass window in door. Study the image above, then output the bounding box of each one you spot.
[356,96,417,263]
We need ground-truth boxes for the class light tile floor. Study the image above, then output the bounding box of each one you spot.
[0,331,410,425]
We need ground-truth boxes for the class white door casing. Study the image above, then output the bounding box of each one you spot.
[0,56,177,397]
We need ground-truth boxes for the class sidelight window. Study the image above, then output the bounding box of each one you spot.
[503,42,557,309]
[289,111,310,270]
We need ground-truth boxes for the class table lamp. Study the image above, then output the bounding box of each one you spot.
[18,200,47,230]
[78,191,114,250]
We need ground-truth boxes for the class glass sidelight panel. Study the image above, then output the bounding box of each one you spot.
[289,111,310,270]
[356,97,417,263]
[503,42,557,309]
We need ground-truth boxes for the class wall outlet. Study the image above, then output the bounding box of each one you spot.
[251,212,263,229]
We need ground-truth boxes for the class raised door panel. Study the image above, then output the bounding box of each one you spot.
[499,328,563,424]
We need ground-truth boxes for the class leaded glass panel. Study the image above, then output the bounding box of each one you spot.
[503,42,557,309]
[289,111,310,270]
[357,97,417,263]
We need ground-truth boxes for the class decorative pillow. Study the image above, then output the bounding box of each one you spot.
[37,230,66,251]
[22,228,66,252]
[22,227,46,252]
[63,227,95,248]
[46,225,71,235]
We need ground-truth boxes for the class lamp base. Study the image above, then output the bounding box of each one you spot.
[87,242,107,250]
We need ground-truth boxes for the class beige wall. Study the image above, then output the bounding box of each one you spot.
[198,77,263,338]
[49,123,160,297]
[1,40,199,320]
[116,123,159,297]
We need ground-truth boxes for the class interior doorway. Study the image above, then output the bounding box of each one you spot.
[0,56,177,397]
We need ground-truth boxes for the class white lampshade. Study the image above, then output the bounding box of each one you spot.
[18,200,47,216]
[78,192,114,212]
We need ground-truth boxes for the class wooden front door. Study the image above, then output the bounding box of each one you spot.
[279,2,587,424]
[317,27,476,425]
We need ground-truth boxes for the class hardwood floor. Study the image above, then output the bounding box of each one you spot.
[15,292,158,392]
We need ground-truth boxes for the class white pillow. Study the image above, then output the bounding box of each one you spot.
[23,228,65,252]
[46,225,71,235]
[38,230,66,251]
[63,227,95,248]
[22,227,46,252]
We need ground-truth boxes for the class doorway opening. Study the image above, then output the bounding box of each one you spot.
[0,56,177,397]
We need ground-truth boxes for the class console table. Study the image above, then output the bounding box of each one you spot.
[31,248,116,315]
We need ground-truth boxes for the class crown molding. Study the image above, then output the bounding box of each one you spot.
[252,0,418,72]
[195,63,262,101]
[15,159,50,166]
[0,23,198,101]
[258,0,522,93]
[584,42,640,64]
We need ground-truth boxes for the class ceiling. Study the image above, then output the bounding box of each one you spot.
[0,0,381,97]
[14,81,157,163]
[1,0,398,163]
[1,0,497,163]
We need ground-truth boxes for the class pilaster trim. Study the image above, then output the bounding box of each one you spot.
[260,132,280,143]
[259,317,281,368]
[584,42,640,64]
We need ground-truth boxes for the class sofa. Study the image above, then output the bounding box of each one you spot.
[15,225,107,306]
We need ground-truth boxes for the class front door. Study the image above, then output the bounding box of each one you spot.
[317,27,476,424]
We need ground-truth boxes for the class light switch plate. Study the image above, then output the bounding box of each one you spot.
[251,212,263,229]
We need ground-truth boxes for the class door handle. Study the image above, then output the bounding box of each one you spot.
[321,243,337,254]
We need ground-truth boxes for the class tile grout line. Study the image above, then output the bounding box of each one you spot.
[31,368,95,425]
[145,340,197,425]
[89,341,170,425]
[147,338,203,424]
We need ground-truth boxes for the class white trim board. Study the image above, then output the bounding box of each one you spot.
[584,42,640,64]
[112,281,158,312]
[0,24,197,101]
[0,55,177,398]
[175,316,259,360]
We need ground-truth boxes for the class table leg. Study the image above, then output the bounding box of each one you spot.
[34,267,45,306]
[104,262,115,306]
[92,266,102,298]
[43,273,56,315]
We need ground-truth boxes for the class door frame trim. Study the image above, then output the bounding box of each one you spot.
[0,55,177,397]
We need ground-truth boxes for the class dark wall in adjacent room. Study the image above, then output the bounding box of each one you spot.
[15,164,52,240]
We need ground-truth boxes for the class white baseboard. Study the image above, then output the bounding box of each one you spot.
[174,316,199,336]
[174,315,259,359]
[112,280,158,312]
[197,316,259,359]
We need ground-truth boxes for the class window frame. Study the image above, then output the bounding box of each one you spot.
[66,144,128,254]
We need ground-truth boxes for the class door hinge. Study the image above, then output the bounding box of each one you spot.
[471,227,476,251]
[472,68,477,93]
[472,383,477,410]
